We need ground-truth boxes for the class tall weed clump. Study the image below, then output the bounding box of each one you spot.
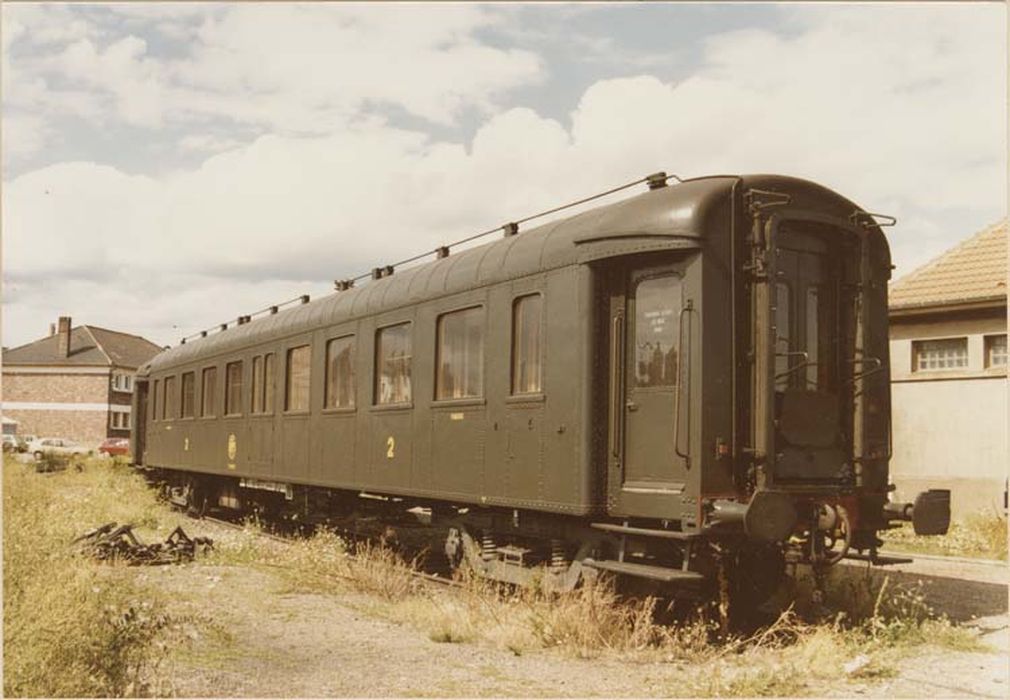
[3,457,179,697]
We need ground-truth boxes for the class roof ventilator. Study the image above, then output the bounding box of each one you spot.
[503,222,519,237]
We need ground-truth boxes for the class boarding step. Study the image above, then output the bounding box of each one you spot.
[843,552,913,566]
[583,558,705,583]
[590,522,699,540]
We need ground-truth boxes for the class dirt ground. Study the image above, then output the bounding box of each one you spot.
[144,523,1009,698]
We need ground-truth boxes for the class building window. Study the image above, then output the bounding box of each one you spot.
[913,338,968,372]
[986,334,1008,368]
[436,308,483,400]
[151,380,159,421]
[512,294,543,394]
[112,373,134,393]
[225,361,243,415]
[110,410,131,430]
[325,336,355,409]
[375,323,412,404]
[286,345,311,412]
[181,372,195,418]
[162,376,176,419]
[201,367,217,417]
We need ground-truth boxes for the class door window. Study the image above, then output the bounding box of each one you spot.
[633,275,681,388]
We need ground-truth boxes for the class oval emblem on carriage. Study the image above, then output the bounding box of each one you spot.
[227,433,237,460]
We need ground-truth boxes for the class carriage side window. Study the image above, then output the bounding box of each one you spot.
[511,294,543,394]
[774,283,792,390]
[263,353,276,412]
[285,345,311,412]
[225,361,244,415]
[151,380,159,421]
[633,277,681,388]
[201,366,217,417]
[162,375,176,419]
[181,372,195,418]
[437,308,484,400]
[325,336,356,408]
[251,355,262,413]
[375,323,412,405]
[985,334,1007,368]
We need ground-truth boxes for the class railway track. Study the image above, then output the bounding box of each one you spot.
[189,510,1005,622]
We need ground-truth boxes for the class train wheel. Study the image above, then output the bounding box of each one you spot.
[729,543,787,626]
[184,478,209,518]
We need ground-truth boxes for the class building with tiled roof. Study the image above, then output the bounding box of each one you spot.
[2,317,162,447]
[887,219,1007,516]
[890,219,1007,314]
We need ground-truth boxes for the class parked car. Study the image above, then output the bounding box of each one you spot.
[2,435,18,453]
[98,437,130,457]
[27,437,87,461]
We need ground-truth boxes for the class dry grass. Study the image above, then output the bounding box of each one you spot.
[881,510,1008,560]
[3,455,188,697]
[244,525,984,696]
[3,457,989,698]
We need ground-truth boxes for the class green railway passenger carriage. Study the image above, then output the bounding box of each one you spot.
[131,172,950,604]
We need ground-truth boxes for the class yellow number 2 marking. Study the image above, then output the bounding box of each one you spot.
[386,436,396,459]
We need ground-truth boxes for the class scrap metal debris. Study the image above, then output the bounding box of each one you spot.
[74,522,214,565]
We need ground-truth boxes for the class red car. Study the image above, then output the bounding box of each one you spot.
[98,437,130,457]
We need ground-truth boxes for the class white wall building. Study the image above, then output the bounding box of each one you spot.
[888,220,1007,517]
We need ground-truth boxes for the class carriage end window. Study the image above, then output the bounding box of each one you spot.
[181,372,195,418]
[437,308,484,400]
[285,345,311,412]
[325,336,356,408]
[225,361,244,415]
[913,338,968,372]
[375,323,412,405]
[201,366,217,417]
[512,295,543,394]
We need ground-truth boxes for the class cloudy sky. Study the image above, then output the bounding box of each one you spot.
[2,3,1006,349]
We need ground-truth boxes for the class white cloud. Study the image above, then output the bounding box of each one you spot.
[3,3,544,154]
[2,4,1005,348]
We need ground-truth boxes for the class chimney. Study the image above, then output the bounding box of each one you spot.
[57,316,71,357]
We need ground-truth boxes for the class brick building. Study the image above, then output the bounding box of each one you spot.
[1,317,162,447]
[888,219,1007,516]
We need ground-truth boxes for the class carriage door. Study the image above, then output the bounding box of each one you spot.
[772,225,846,482]
[608,264,688,516]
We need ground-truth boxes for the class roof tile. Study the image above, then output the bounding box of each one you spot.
[889,219,1007,310]
[2,325,161,368]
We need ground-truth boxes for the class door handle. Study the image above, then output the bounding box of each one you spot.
[625,401,638,412]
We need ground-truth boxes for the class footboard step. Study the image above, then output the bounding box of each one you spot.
[583,558,705,582]
[843,552,914,565]
[589,522,699,540]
